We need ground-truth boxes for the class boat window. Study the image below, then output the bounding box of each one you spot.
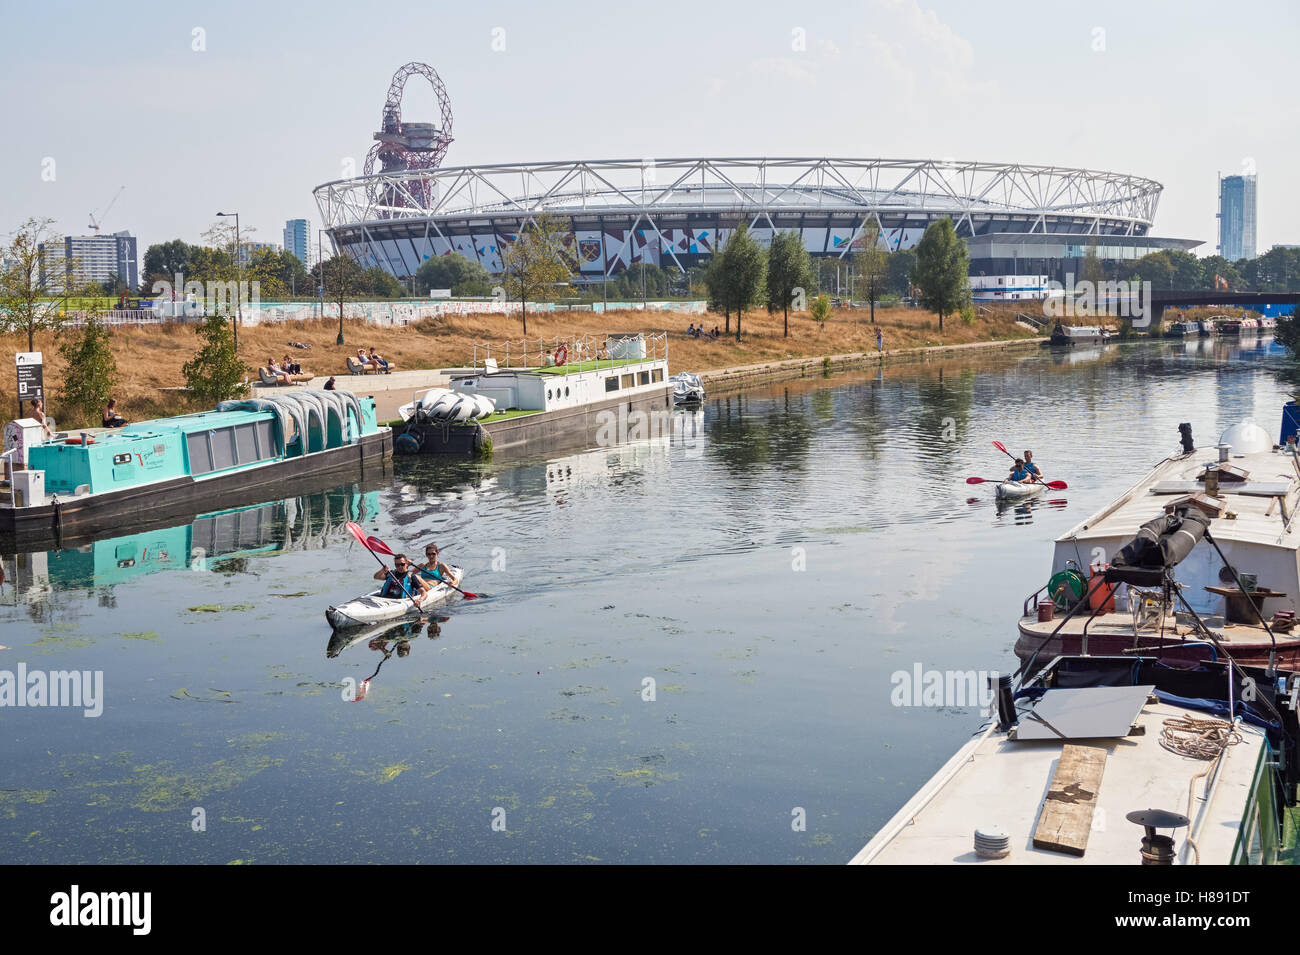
[621,374,634,388]
[639,371,650,385]
[652,368,664,382]
[210,428,237,470]
[547,389,552,400]
[605,377,619,392]
[234,423,259,463]
[254,420,276,458]
[186,431,214,475]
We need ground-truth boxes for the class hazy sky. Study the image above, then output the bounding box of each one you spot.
[2,0,1296,256]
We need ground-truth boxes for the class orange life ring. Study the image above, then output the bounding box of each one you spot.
[65,436,95,445]
[555,344,568,365]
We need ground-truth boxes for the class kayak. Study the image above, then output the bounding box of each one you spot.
[995,481,1045,501]
[325,565,463,630]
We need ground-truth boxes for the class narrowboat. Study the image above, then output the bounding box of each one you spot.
[1,390,391,549]
[1014,415,1300,673]
[853,652,1299,864]
[394,334,673,458]
[1047,323,1107,346]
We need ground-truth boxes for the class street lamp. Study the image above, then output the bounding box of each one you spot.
[216,211,240,350]
[320,228,343,345]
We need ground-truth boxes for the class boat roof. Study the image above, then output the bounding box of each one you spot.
[852,697,1265,865]
[1062,441,1300,549]
[114,409,276,437]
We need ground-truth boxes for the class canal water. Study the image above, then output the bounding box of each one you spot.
[0,335,1290,863]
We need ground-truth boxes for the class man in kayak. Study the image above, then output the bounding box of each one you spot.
[373,555,431,602]
[417,544,454,584]
[1023,450,1043,483]
[1007,458,1035,484]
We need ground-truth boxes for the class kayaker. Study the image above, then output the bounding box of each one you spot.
[373,554,430,602]
[417,543,454,583]
[1023,450,1043,482]
[1007,458,1034,484]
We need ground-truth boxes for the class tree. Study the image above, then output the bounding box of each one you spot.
[57,312,117,428]
[500,212,573,335]
[317,254,364,344]
[142,239,194,288]
[703,254,730,331]
[182,314,249,406]
[414,252,492,297]
[766,230,813,337]
[0,217,78,350]
[362,265,405,300]
[888,249,917,297]
[912,218,970,331]
[810,293,831,329]
[719,223,766,341]
[853,224,889,323]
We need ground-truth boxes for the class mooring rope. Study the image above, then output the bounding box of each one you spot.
[1160,713,1242,865]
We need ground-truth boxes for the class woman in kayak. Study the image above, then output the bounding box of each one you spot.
[373,555,431,602]
[417,544,454,583]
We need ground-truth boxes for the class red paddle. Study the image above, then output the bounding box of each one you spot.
[347,523,482,600]
[344,521,424,613]
[966,476,1068,489]
[991,441,1067,490]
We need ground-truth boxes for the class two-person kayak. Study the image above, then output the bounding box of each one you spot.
[325,565,463,630]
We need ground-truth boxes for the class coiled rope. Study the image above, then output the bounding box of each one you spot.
[1160,713,1242,864]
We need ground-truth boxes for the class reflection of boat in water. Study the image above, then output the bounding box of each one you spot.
[326,616,447,658]
[2,486,380,594]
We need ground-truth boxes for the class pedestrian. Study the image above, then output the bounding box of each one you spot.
[876,328,884,354]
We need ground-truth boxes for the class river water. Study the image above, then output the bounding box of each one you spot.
[0,334,1290,863]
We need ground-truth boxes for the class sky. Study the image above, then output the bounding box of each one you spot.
[1,0,1296,257]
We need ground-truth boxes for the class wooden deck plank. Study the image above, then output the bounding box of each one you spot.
[1032,744,1108,857]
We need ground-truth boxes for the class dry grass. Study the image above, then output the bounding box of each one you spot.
[0,304,1040,425]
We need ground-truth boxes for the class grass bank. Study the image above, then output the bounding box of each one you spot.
[1,303,1042,427]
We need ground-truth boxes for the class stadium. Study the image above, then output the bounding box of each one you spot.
[313,67,1199,289]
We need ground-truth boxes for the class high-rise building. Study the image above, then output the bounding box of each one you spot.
[235,241,281,266]
[283,218,310,266]
[38,231,138,292]
[1217,174,1257,261]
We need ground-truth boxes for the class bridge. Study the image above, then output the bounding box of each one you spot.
[1149,290,1300,323]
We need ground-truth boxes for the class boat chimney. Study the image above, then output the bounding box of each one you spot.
[1178,423,1194,454]
[991,674,1016,731]
[1126,809,1189,865]
[1217,443,1231,463]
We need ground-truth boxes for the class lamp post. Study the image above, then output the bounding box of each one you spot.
[216,211,240,350]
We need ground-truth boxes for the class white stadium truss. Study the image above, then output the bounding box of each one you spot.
[313,157,1163,276]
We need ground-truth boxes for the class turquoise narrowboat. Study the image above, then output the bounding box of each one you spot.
[1,390,391,548]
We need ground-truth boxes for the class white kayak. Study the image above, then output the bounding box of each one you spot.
[994,481,1045,501]
[325,565,463,630]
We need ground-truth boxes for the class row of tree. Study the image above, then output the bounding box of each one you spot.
[1080,244,1300,293]
[701,219,972,338]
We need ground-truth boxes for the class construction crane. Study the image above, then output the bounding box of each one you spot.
[89,186,125,232]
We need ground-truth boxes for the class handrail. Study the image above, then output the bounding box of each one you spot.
[470,331,668,372]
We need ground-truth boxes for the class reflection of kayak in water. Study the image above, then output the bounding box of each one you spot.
[994,482,1045,501]
[325,566,463,630]
[325,618,429,657]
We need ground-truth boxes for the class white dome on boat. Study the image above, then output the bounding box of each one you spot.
[1218,419,1271,455]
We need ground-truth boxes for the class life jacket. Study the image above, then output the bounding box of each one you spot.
[1010,467,1029,481]
[382,571,418,600]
